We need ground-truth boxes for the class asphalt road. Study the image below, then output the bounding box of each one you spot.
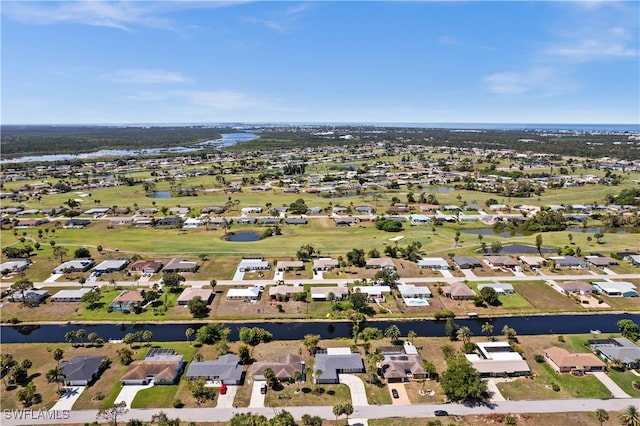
[2,398,638,426]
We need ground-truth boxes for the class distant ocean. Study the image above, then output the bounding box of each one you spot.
[298,122,640,132]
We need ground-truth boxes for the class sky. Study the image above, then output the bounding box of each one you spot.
[2,1,639,125]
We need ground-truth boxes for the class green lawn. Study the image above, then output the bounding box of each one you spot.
[76,287,180,321]
[607,369,640,398]
[131,384,179,408]
[538,362,612,398]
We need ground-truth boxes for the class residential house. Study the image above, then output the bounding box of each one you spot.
[236,217,257,224]
[452,256,482,269]
[54,259,94,274]
[238,258,270,272]
[8,289,48,303]
[163,258,199,273]
[313,258,339,272]
[251,354,303,382]
[64,218,91,228]
[0,259,31,274]
[121,348,184,385]
[484,256,519,270]
[408,214,431,225]
[285,217,307,225]
[585,256,619,269]
[352,286,391,301]
[259,217,281,225]
[354,205,373,214]
[94,259,129,273]
[550,256,587,269]
[365,257,396,270]
[477,283,515,294]
[275,261,304,272]
[241,207,262,214]
[380,349,427,383]
[314,348,364,384]
[269,285,306,301]
[110,289,145,312]
[310,286,348,301]
[51,288,94,302]
[592,281,638,297]
[129,260,163,274]
[169,207,190,216]
[397,284,432,301]
[551,280,593,296]
[334,217,357,226]
[544,346,605,374]
[155,217,183,227]
[589,338,640,369]
[518,256,546,268]
[177,288,213,306]
[60,356,107,386]
[417,258,450,270]
[186,354,243,385]
[226,286,261,300]
[441,282,476,300]
[465,342,531,378]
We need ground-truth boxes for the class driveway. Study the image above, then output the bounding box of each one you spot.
[388,383,410,405]
[461,269,476,279]
[50,386,85,411]
[440,270,454,278]
[114,382,154,408]
[339,374,369,406]
[44,273,63,283]
[216,385,238,408]
[249,380,266,408]
[232,268,245,281]
[591,371,631,398]
[486,378,512,402]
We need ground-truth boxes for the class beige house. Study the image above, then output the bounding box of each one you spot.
[544,346,606,375]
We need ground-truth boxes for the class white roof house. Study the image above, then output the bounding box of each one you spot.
[226,287,261,300]
[397,284,432,298]
[477,283,515,294]
[352,286,391,299]
[592,281,638,297]
[51,288,93,302]
[238,258,270,271]
[417,257,449,270]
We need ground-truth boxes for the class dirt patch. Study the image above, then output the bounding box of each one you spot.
[1,297,81,322]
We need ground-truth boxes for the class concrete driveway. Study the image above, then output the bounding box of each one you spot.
[388,383,410,405]
[216,385,238,408]
[591,371,631,398]
[249,380,266,408]
[114,382,154,408]
[339,374,369,406]
[50,386,85,411]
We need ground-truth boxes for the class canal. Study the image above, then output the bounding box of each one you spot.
[1,313,638,343]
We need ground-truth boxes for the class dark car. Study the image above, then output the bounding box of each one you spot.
[260,384,267,394]
[434,410,449,417]
[391,389,399,399]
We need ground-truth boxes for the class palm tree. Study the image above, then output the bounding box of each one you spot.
[314,369,322,391]
[46,366,65,392]
[595,408,609,426]
[53,348,64,365]
[457,326,472,345]
[292,370,302,391]
[407,330,417,344]
[620,405,640,426]
[481,322,494,340]
[185,328,195,345]
[384,325,401,345]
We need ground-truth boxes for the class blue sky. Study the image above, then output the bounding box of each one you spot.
[2,1,639,125]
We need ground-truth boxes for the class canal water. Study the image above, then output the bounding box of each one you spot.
[2,313,637,343]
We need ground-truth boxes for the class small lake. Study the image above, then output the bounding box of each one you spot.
[225,231,261,242]
[421,187,454,193]
[1,132,257,164]
[464,228,527,238]
[151,191,172,199]
[464,226,633,238]
[1,313,637,343]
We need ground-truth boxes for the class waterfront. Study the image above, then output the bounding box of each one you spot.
[2,313,638,343]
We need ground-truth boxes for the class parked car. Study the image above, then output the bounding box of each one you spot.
[219,384,227,395]
[260,384,267,394]
[434,410,449,417]
[391,389,399,399]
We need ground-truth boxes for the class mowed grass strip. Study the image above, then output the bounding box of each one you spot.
[130,384,179,409]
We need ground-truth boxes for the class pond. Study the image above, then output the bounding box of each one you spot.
[224,231,261,242]
[150,191,172,199]
[463,228,528,238]
[2,313,637,343]
[421,186,454,193]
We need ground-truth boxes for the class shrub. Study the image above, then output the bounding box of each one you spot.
[534,354,545,363]
[551,383,560,392]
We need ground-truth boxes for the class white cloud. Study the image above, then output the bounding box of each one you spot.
[484,68,574,96]
[171,90,266,110]
[105,69,189,84]
[243,2,313,32]
[125,89,268,110]
[1,1,244,31]
[547,39,638,61]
